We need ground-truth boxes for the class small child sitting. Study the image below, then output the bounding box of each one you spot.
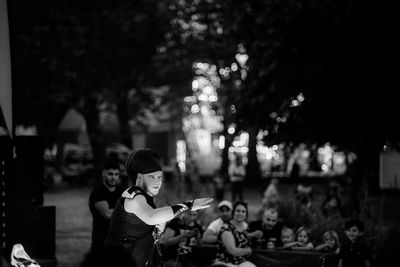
[338,218,371,267]
[314,230,340,254]
[283,226,314,251]
[279,227,295,249]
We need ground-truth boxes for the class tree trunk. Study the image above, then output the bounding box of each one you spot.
[220,121,233,183]
[79,95,106,183]
[348,138,381,217]
[246,126,261,184]
[117,90,132,148]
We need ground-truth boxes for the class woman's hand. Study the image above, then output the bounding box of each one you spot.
[190,198,213,211]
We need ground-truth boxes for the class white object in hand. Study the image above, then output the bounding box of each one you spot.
[191,197,213,211]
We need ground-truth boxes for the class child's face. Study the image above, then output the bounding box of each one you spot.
[281,231,294,244]
[345,226,362,243]
[297,230,309,244]
[325,236,336,247]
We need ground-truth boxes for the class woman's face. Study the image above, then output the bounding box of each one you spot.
[296,230,309,244]
[233,204,247,222]
[139,171,163,196]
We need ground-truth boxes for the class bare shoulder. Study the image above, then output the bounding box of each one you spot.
[124,194,146,211]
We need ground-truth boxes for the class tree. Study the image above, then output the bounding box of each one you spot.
[8,0,193,174]
[168,0,400,195]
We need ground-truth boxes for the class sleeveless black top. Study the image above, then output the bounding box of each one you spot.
[105,186,156,265]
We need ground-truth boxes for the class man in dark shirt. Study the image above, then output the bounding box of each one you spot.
[248,208,283,248]
[338,218,371,267]
[89,161,122,254]
[160,210,204,267]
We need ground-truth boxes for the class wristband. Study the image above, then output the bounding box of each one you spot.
[171,204,188,216]
[184,200,193,210]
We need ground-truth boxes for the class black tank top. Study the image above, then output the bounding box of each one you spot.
[105,186,156,245]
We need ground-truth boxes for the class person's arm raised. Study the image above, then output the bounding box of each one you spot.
[124,195,175,225]
[124,195,213,225]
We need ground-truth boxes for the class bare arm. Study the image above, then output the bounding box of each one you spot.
[338,259,343,267]
[160,227,191,247]
[202,228,218,244]
[247,230,263,239]
[221,231,252,257]
[123,195,213,225]
[314,243,330,251]
[291,242,314,251]
[124,195,175,225]
[94,201,113,219]
[283,241,300,249]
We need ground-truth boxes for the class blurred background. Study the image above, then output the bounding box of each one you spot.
[1,0,400,267]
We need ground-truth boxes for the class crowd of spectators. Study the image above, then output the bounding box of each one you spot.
[157,188,371,267]
[81,156,370,267]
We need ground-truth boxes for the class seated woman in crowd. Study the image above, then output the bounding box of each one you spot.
[282,226,314,251]
[314,230,340,254]
[212,201,255,267]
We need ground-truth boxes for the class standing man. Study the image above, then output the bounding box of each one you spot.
[228,155,246,203]
[89,160,122,254]
[104,148,212,267]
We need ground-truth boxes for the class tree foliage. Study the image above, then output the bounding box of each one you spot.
[8,0,400,186]
[8,0,195,171]
[166,0,400,185]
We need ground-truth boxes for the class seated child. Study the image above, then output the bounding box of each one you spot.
[278,227,295,249]
[283,226,314,251]
[314,230,340,254]
[338,218,371,267]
